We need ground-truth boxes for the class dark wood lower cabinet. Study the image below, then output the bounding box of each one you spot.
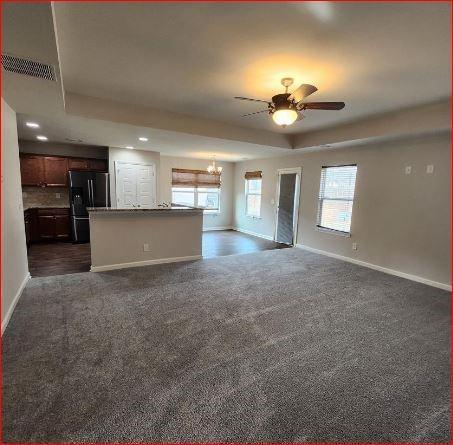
[38,215,56,240]
[25,208,71,244]
[55,214,71,240]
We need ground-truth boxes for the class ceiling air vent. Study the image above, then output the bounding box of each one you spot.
[1,54,56,81]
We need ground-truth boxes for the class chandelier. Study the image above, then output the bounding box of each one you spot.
[207,156,222,174]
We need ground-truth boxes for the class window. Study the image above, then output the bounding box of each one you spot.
[245,171,262,217]
[171,168,221,212]
[171,187,220,212]
[317,165,357,234]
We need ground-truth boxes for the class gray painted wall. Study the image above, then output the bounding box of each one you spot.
[234,132,451,286]
[2,98,29,332]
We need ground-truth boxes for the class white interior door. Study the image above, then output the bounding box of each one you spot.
[136,164,156,208]
[116,163,137,208]
[115,162,156,209]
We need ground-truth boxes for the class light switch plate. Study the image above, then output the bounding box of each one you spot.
[55,193,61,199]
[405,166,412,175]
[352,242,358,251]
[426,164,434,174]
[143,243,150,252]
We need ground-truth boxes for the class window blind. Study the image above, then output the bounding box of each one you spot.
[317,165,357,233]
[244,171,262,180]
[172,168,221,188]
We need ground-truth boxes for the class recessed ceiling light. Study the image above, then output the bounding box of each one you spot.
[36,135,48,141]
[26,122,40,128]
[125,146,134,149]
[138,137,148,142]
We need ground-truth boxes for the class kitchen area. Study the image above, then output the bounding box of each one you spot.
[19,140,206,277]
[20,141,109,276]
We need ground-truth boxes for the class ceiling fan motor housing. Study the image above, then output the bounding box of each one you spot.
[271,93,296,112]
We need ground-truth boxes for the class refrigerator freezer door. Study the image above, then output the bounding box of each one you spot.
[69,171,95,217]
[71,216,90,243]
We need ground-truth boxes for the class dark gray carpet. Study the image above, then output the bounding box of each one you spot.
[3,248,450,443]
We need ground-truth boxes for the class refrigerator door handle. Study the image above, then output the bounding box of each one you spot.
[87,180,92,207]
[91,179,96,207]
[88,179,94,207]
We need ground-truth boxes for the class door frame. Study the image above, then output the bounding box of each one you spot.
[114,160,156,208]
[273,167,302,245]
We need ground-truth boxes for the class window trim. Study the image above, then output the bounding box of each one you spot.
[171,186,221,213]
[245,177,262,218]
[316,164,357,235]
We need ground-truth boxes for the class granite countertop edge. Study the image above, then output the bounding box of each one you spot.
[86,206,203,214]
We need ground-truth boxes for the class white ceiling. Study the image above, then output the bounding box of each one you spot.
[53,2,451,134]
[2,2,451,160]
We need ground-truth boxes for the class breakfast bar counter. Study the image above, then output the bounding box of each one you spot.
[87,206,203,272]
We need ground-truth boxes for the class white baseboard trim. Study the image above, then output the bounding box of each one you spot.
[2,272,31,335]
[295,244,451,291]
[203,226,233,232]
[233,227,274,241]
[91,255,202,272]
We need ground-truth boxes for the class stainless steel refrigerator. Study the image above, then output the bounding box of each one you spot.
[69,171,110,243]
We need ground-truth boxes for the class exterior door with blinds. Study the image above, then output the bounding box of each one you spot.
[275,168,301,245]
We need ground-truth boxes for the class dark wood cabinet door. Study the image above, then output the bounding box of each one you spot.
[55,215,70,239]
[20,155,45,186]
[88,159,108,171]
[68,158,89,170]
[44,157,68,186]
[37,215,55,240]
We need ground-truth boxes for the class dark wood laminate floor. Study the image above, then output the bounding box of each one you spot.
[202,230,289,259]
[28,230,289,277]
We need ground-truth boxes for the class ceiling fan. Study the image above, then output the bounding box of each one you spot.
[234,78,345,127]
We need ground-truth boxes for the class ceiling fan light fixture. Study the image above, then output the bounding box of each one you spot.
[272,109,298,126]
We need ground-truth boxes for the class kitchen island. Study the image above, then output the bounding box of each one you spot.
[87,206,203,272]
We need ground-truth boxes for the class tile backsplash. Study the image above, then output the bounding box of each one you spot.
[22,186,70,210]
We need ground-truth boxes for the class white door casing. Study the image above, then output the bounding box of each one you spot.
[115,161,156,209]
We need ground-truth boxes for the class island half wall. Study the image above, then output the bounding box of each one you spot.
[88,207,203,272]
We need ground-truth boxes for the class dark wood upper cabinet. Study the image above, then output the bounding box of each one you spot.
[88,159,108,171]
[43,157,68,186]
[20,155,45,186]
[68,158,89,170]
[20,154,107,187]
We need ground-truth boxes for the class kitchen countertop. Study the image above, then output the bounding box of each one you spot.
[24,206,70,211]
[87,206,203,214]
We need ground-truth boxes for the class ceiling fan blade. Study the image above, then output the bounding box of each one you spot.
[234,96,270,104]
[301,101,345,110]
[241,110,269,117]
[288,84,318,103]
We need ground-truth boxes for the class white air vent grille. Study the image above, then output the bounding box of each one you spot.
[1,54,56,81]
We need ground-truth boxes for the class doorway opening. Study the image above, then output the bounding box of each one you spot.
[274,167,301,246]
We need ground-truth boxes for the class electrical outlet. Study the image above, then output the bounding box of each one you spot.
[426,164,434,174]
[352,242,358,251]
[405,166,412,175]
[55,193,61,199]
[143,243,150,252]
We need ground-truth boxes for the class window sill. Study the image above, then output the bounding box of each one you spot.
[316,226,351,237]
[246,215,262,220]
[204,211,220,215]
